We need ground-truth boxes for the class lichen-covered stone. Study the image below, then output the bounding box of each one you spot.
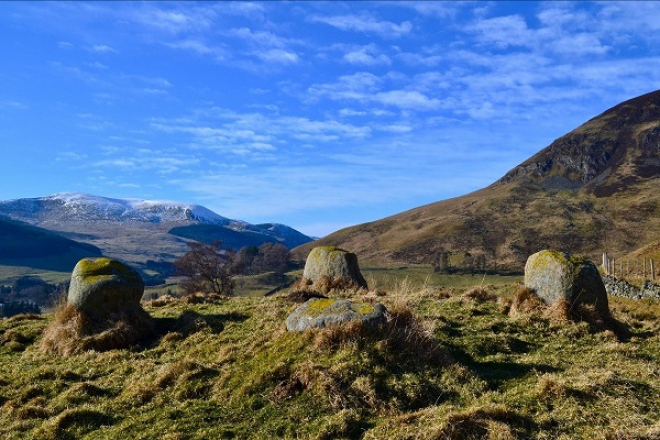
[524,250,609,315]
[302,246,367,290]
[286,298,386,331]
[68,257,145,319]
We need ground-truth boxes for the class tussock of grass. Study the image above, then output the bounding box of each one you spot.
[509,286,546,317]
[509,286,631,341]
[462,286,498,303]
[437,405,534,440]
[294,274,367,296]
[39,302,155,355]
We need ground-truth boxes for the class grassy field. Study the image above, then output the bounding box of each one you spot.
[0,269,659,440]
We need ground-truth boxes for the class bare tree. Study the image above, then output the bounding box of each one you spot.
[174,241,242,296]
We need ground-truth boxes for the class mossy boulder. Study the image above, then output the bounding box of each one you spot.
[40,257,155,354]
[302,246,367,290]
[286,298,387,331]
[68,257,145,319]
[524,250,609,315]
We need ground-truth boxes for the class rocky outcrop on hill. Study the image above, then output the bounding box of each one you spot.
[499,90,660,195]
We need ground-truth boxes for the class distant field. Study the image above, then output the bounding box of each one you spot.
[362,265,523,292]
[0,265,70,286]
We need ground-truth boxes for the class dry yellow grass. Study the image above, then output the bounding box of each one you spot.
[40,300,155,355]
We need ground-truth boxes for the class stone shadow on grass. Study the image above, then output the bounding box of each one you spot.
[445,344,559,389]
[154,310,249,339]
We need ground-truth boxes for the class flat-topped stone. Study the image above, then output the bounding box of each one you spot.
[286,298,387,331]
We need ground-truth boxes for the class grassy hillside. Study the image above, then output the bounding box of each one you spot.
[0,218,102,273]
[1,277,659,439]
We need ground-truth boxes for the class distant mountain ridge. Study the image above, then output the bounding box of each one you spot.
[293,89,660,270]
[0,193,313,266]
[1,192,233,225]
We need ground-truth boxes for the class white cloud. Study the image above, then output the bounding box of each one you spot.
[376,124,413,133]
[469,14,530,49]
[129,7,214,34]
[0,100,27,110]
[373,90,441,111]
[226,27,296,49]
[255,48,299,65]
[87,61,108,69]
[309,13,412,38]
[90,44,117,53]
[467,8,609,57]
[165,39,227,61]
[309,73,442,112]
[401,2,459,18]
[343,44,391,66]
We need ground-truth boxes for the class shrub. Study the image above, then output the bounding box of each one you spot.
[174,240,241,296]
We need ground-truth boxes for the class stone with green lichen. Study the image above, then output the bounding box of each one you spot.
[68,257,145,319]
[524,250,609,315]
[286,298,387,331]
[302,246,367,290]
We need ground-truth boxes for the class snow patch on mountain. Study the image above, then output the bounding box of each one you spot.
[36,192,233,224]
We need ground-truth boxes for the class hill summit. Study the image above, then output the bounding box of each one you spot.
[295,90,660,270]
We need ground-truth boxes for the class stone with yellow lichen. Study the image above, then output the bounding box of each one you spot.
[524,250,609,315]
[286,297,387,331]
[68,257,145,320]
[302,246,367,290]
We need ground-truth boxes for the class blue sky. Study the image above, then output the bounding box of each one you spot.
[2,1,660,237]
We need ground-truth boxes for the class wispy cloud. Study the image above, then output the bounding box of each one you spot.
[254,49,299,65]
[90,44,117,54]
[309,13,413,38]
[342,44,391,66]
[165,39,228,61]
[128,6,216,34]
[0,100,27,110]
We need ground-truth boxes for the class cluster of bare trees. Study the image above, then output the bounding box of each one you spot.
[173,241,291,296]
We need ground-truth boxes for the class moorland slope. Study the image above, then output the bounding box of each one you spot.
[295,90,660,270]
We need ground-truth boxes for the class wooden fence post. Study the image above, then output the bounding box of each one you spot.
[644,259,647,279]
[651,259,655,282]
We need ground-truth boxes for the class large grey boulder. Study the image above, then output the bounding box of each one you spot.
[286,298,387,331]
[302,246,367,290]
[68,257,145,319]
[40,257,155,355]
[524,250,609,315]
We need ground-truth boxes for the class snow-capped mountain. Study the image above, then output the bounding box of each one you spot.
[0,192,234,225]
[0,193,313,264]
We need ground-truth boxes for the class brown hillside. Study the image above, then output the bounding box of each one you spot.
[294,90,660,271]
